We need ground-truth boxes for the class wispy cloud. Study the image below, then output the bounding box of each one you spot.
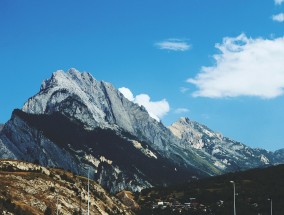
[155,39,191,51]
[274,0,284,5]
[272,13,284,22]
[180,87,189,93]
[174,108,190,114]
[119,87,170,121]
[188,34,284,99]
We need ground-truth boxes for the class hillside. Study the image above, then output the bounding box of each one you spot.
[136,164,284,215]
[0,159,133,215]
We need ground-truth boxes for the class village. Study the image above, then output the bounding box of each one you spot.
[150,198,218,214]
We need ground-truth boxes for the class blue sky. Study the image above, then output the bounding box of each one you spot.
[1,0,284,151]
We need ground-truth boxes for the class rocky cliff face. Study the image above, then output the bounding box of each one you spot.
[0,108,215,193]
[0,69,283,194]
[168,117,283,171]
[0,160,133,215]
[21,69,188,156]
[22,69,168,145]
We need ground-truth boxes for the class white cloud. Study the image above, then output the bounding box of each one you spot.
[118,87,134,101]
[272,13,284,22]
[155,39,191,51]
[118,87,170,121]
[187,34,284,99]
[174,108,190,114]
[135,94,170,121]
[275,0,284,5]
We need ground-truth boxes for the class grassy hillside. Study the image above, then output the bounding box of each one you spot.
[136,164,284,215]
[0,159,133,215]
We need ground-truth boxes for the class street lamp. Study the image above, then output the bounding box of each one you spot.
[230,181,236,215]
[268,198,272,215]
[87,167,90,215]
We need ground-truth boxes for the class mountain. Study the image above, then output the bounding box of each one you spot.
[0,69,283,194]
[0,159,133,215]
[273,148,284,164]
[21,69,221,175]
[0,69,220,194]
[136,164,284,215]
[169,117,284,171]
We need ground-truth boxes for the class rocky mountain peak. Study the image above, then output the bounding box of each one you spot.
[41,68,98,92]
[177,117,191,124]
[23,69,126,130]
[21,69,176,149]
[168,117,199,140]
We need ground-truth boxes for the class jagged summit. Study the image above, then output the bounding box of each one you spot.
[40,68,97,91]
[45,68,102,90]
[169,117,221,139]
[23,68,152,132]
[176,116,190,124]
[24,69,112,128]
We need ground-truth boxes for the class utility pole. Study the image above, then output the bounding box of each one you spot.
[230,181,236,215]
[87,168,90,215]
[268,198,272,215]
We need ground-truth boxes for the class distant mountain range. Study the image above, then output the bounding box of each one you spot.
[0,69,283,193]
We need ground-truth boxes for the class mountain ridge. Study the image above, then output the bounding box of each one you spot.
[168,117,283,171]
[0,68,283,194]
